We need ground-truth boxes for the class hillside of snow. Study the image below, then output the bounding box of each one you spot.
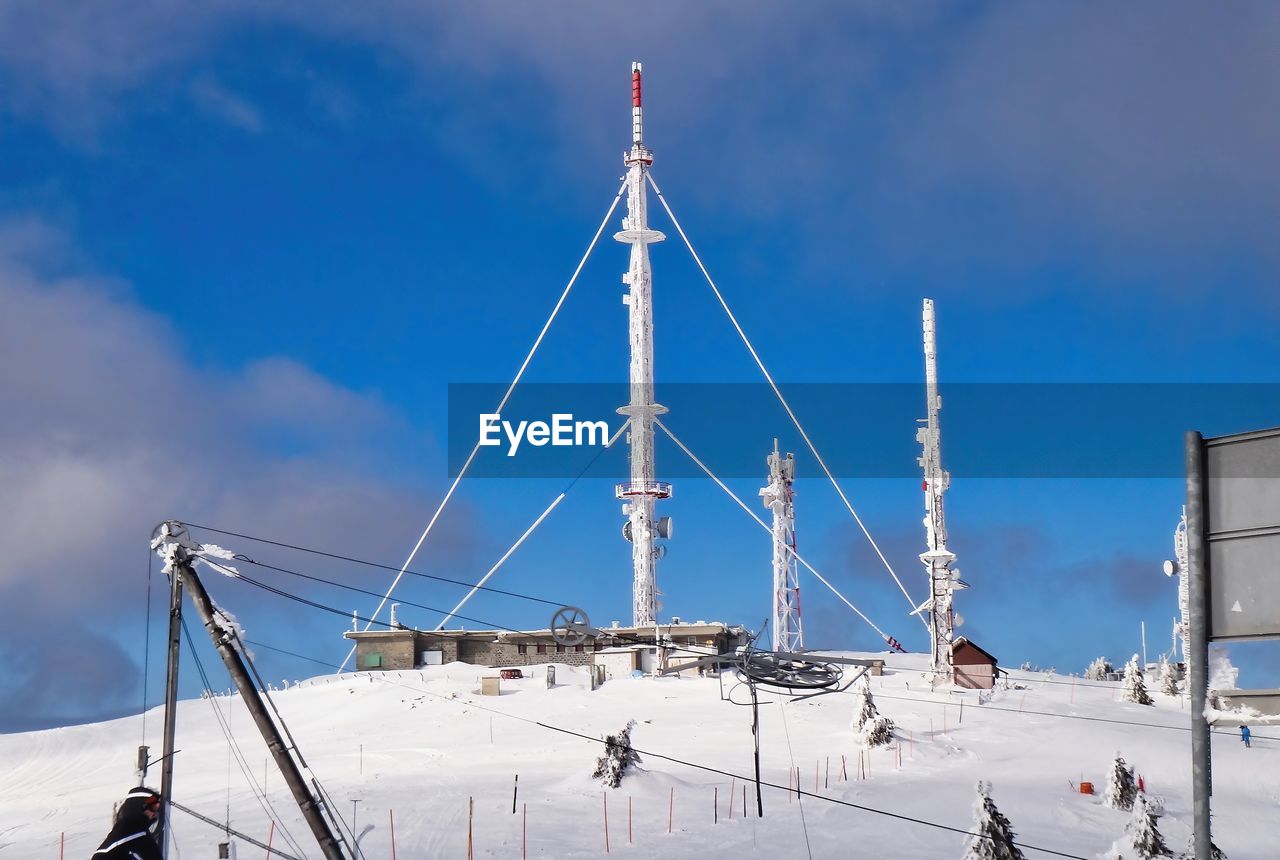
[2,654,1273,859]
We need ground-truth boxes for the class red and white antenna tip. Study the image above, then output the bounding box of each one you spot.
[629,62,645,149]
[632,64,642,107]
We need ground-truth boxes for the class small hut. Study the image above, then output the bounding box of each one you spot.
[952,637,998,689]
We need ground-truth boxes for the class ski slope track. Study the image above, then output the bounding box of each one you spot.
[1,655,1273,858]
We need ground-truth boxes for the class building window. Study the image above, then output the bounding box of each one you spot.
[536,643,547,654]
[556,643,565,653]
[517,643,528,655]
[574,644,585,652]
[361,652,382,669]
[593,642,603,651]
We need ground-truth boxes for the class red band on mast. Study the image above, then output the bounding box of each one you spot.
[632,70,642,107]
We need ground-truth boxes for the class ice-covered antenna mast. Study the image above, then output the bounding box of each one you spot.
[615,62,671,627]
[916,299,965,681]
[761,439,803,652]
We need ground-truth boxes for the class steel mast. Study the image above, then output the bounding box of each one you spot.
[1164,507,1191,666]
[615,62,671,628]
[916,298,963,679]
[760,439,804,652]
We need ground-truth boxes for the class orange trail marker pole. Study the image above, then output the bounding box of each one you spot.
[668,787,674,833]
[603,791,610,853]
[389,809,397,860]
[628,796,633,844]
[59,832,64,860]
[265,821,275,859]
[522,803,527,860]
[825,757,830,789]
[728,778,735,819]
[814,760,819,792]
[467,797,474,860]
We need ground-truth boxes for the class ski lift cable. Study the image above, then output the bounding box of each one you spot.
[340,180,629,672]
[179,619,310,859]
[179,417,625,618]
[646,172,925,628]
[654,416,898,646]
[208,597,361,857]
[140,549,154,751]
[179,520,566,609]
[199,556,722,666]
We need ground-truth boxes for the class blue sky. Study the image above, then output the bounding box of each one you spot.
[1,3,1278,731]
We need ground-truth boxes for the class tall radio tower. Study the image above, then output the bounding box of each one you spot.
[917,299,965,679]
[761,440,804,652]
[615,63,671,627]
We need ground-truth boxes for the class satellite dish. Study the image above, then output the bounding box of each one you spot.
[1162,559,1178,577]
[954,613,965,628]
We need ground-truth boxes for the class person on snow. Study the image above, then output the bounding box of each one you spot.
[1241,725,1251,748]
[92,786,163,859]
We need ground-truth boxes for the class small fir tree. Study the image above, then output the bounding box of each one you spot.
[1084,657,1113,681]
[962,781,1026,860]
[852,679,895,747]
[1159,659,1179,697]
[1122,654,1154,706]
[592,720,642,788]
[1104,753,1137,811]
[1123,793,1172,858]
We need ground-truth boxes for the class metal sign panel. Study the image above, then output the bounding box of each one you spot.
[1204,427,1280,642]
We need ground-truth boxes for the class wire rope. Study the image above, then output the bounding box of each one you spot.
[179,619,308,859]
[342,181,629,670]
[646,172,924,627]
[654,416,901,648]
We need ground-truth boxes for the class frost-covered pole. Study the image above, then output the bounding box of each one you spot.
[156,524,185,858]
[615,62,671,628]
[1165,507,1191,667]
[152,524,347,860]
[917,299,961,680]
[760,439,803,652]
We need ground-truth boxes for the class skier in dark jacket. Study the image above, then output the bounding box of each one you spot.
[91,786,163,859]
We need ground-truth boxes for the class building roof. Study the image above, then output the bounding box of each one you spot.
[952,636,997,664]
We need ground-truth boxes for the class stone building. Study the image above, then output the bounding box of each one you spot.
[344,619,747,674]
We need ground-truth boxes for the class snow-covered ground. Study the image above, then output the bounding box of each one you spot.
[2,654,1273,859]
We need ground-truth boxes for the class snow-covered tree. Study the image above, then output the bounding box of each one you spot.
[962,781,1025,860]
[1159,659,1179,697]
[1084,657,1113,681]
[852,679,895,747]
[1121,793,1172,858]
[1104,753,1137,811]
[1207,646,1239,692]
[1122,654,1154,706]
[592,720,642,788]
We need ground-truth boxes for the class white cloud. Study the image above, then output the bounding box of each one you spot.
[190,75,263,132]
[0,218,476,725]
